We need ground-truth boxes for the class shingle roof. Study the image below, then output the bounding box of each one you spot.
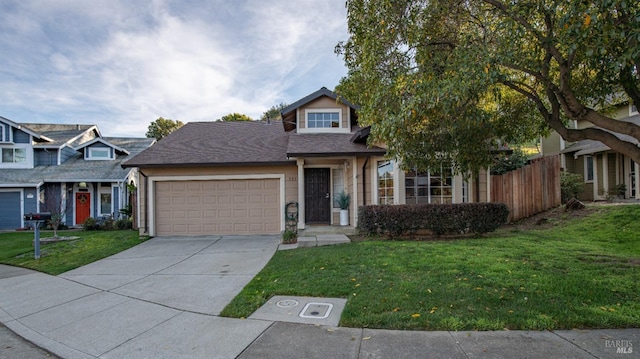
[562,115,640,157]
[21,123,98,147]
[287,133,386,157]
[123,121,294,167]
[0,137,155,186]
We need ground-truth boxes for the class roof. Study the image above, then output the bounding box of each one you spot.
[287,133,386,157]
[0,116,50,141]
[280,87,359,132]
[562,115,640,157]
[0,137,155,186]
[123,121,294,168]
[21,123,99,147]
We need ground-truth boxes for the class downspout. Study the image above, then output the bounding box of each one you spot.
[140,170,149,234]
[362,157,369,206]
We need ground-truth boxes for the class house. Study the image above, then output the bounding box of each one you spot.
[541,102,640,201]
[123,87,491,237]
[0,116,155,230]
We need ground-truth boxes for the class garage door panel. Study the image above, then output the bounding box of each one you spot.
[155,179,280,236]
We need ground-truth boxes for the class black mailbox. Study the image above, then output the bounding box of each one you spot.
[24,212,52,221]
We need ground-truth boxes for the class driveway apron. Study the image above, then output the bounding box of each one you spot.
[0,235,280,359]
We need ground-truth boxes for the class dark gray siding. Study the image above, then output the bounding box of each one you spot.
[35,149,59,166]
[0,191,21,229]
[13,128,30,143]
[24,188,38,214]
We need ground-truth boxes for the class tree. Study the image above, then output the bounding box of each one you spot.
[146,117,184,140]
[336,0,640,174]
[218,113,253,122]
[42,184,70,238]
[260,102,289,121]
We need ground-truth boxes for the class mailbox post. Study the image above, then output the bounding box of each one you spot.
[24,213,52,259]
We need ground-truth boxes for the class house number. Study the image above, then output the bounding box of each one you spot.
[288,176,297,181]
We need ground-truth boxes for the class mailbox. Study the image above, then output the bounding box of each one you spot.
[24,212,52,221]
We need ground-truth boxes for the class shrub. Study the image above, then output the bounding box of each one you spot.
[83,217,97,230]
[491,148,529,175]
[560,172,584,203]
[358,203,510,238]
[116,219,132,230]
[282,229,298,244]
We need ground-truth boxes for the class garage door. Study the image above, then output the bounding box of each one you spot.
[155,179,280,236]
[0,192,21,230]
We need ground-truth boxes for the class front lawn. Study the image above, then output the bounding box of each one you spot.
[221,205,640,330]
[0,230,146,275]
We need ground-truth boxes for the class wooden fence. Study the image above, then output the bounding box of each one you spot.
[491,155,561,222]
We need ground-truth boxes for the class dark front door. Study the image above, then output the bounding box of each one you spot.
[305,168,331,224]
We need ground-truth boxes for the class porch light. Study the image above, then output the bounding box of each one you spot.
[79,182,87,188]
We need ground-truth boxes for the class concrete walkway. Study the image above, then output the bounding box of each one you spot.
[0,235,638,358]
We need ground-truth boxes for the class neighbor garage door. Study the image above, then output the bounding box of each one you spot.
[155,179,280,236]
[0,192,21,230]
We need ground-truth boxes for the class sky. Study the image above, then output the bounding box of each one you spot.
[0,0,350,137]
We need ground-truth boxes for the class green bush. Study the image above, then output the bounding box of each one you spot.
[116,219,132,230]
[560,172,584,203]
[282,229,298,244]
[83,217,97,230]
[491,149,529,175]
[358,203,510,238]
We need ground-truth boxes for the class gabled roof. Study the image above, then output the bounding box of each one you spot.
[21,123,100,147]
[0,116,52,142]
[280,87,359,132]
[76,137,130,155]
[0,137,155,186]
[123,121,294,168]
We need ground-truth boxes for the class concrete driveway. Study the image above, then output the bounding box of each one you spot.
[0,235,280,359]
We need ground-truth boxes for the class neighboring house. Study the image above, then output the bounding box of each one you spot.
[541,102,640,201]
[0,116,155,230]
[123,87,491,237]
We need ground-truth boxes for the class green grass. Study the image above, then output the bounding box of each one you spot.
[0,230,147,275]
[221,205,640,330]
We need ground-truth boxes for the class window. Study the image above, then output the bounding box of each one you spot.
[0,126,4,142]
[100,193,112,215]
[88,147,111,160]
[585,155,594,182]
[405,165,453,204]
[405,169,429,204]
[332,168,344,208]
[307,112,340,128]
[2,148,26,163]
[377,160,394,204]
[631,103,638,116]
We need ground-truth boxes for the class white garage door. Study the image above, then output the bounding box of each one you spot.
[155,179,280,236]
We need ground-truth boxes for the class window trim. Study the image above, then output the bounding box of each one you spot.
[584,155,594,183]
[87,147,112,160]
[300,108,348,133]
[2,147,27,164]
[376,160,395,205]
[98,188,112,217]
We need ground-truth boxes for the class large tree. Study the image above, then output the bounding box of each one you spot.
[218,113,254,122]
[336,0,640,173]
[146,117,184,141]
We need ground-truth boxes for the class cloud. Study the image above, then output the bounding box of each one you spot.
[0,0,348,136]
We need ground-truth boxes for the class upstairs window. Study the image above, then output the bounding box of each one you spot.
[88,147,112,160]
[2,148,26,163]
[0,126,4,142]
[307,111,340,128]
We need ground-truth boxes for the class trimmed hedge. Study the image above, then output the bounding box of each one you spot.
[358,203,510,238]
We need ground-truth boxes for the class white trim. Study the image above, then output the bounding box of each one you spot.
[0,144,33,169]
[98,185,113,217]
[584,155,594,183]
[297,159,305,229]
[351,156,358,226]
[0,125,5,143]
[87,147,113,160]
[148,174,286,237]
[635,161,639,200]
[630,103,638,116]
[299,108,350,134]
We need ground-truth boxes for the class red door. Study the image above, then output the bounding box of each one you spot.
[76,193,90,225]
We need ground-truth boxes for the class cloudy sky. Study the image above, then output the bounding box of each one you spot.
[0,0,350,137]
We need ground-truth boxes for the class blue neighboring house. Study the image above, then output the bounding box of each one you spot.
[0,115,155,230]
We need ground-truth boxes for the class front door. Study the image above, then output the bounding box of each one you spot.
[76,192,90,225]
[305,168,331,224]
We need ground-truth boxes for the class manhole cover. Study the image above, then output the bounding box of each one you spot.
[299,302,333,319]
[276,299,300,308]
